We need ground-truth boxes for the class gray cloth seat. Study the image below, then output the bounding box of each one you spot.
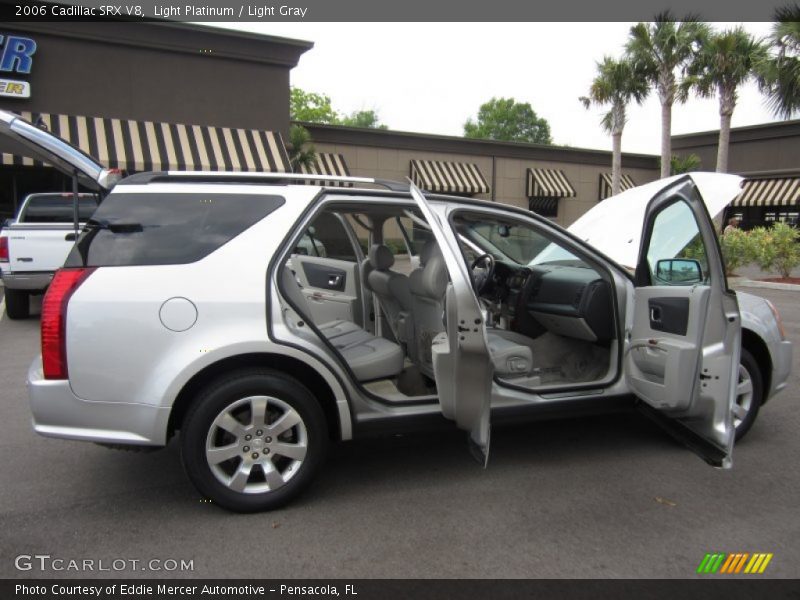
[408,242,449,377]
[407,241,536,378]
[486,329,536,377]
[281,267,404,382]
[365,244,413,344]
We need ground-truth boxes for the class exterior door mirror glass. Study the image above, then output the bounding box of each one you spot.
[654,258,703,285]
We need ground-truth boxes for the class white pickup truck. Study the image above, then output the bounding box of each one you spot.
[0,192,99,319]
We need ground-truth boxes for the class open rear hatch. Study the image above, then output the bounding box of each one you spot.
[0,110,118,191]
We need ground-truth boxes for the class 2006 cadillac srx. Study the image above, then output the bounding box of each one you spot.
[2,111,790,512]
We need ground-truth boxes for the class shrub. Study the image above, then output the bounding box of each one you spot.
[719,227,754,275]
[752,222,800,278]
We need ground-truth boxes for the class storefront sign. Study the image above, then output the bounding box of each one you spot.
[0,35,36,74]
[0,78,30,98]
[0,35,36,99]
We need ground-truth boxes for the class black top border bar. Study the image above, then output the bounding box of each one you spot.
[0,0,791,22]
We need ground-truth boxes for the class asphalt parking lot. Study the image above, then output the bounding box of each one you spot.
[0,285,798,579]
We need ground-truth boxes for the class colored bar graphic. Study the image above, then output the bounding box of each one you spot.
[744,554,760,574]
[758,554,773,573]
[699,552,773,574]
[720,554,736,573]
[734,553,749,573]
[711,553,726,573]
[697,554,713,574]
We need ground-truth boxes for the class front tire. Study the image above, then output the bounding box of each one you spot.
[734,349,763,442]
[4,288,30,319]
[180,369,328,512]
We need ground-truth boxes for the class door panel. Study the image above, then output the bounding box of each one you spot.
[301,261,347,292]
[408,184,493,465]
[626,177,740,468]
[628,286,710,411]
[647,296,691,336]
[288,255,360,326]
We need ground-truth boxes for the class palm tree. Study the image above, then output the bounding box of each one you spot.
[626,14,709,178]
[683,27,768,173]
[288,124,316,172]
[757,4,800,119]
[580,57,649,196]
[670,153,702,174]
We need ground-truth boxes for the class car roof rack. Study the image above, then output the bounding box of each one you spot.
[119,170,410,192]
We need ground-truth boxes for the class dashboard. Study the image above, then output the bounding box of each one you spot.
[482,260,614,343]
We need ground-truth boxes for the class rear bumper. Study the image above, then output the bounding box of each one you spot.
[27,355,169,446]
[1,271,53,291]
[768,339,793,400]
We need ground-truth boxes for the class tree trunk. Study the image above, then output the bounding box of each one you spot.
[661,101,672,178]
[717,87,735,174]
[612,131,622,196]
[717,113,732,173]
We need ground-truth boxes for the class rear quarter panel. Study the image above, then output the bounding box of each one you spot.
[64,184,315,408]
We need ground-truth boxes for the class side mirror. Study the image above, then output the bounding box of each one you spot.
[654,258,703,285]
[497,224,511,238]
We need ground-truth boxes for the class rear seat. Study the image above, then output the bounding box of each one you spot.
[281,267,404,382]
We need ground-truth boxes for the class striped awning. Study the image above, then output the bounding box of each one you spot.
[1,111,290,173]
[599,172,637,200]
[410,159,490,195]
[526,168,576,198]
[297,152,353,187]
[733,177,800,207]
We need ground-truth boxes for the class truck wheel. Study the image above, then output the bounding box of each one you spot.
[4,288,30,319]
[180,369,328,512]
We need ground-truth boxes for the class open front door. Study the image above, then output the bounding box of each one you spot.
[627,177,741,468]
[408,183,493,465]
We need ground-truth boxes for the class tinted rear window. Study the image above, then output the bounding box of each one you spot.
[65,192,285,267]
[20,194,99,223]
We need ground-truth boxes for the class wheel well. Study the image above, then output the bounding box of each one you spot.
[167,353,343,441]
[741,328,772,401]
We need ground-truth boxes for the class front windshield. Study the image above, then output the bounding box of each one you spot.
[454,215,587,267]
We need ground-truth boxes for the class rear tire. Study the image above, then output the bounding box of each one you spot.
[180,369,328,512]
[4,288,30,319]
[734,349,763,442]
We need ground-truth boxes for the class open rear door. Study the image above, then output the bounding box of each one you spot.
[408,183,493,465]
[0,110,116,191]
[627,176,741,467]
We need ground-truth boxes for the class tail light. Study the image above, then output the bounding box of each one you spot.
[0,236,8,263]
[41,268,95,379]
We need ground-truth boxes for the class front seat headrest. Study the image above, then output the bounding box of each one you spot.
[420,253,448,300]
[418,239,438,266]
[369,244,395,271]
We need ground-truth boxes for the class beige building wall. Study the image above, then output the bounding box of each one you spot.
[303,123,660,247]
[314,140,658,229]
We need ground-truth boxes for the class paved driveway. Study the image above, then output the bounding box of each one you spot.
[0,285,797,579]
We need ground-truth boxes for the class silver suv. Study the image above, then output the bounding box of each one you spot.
[3,111,791,513]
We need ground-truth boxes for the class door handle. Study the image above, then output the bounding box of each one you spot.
[650,306,662,323]
[65,233,77,242]
[328,274,342,287]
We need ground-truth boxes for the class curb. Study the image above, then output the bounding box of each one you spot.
[730,278,800,291]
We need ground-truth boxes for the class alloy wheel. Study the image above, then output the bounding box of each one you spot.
[733,363,754,429]
[204,395,308,494]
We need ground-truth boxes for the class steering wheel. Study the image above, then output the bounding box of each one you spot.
[470,253,495,294]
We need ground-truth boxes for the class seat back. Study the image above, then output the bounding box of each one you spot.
[365,244,413,344]
[408,244,448,378]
